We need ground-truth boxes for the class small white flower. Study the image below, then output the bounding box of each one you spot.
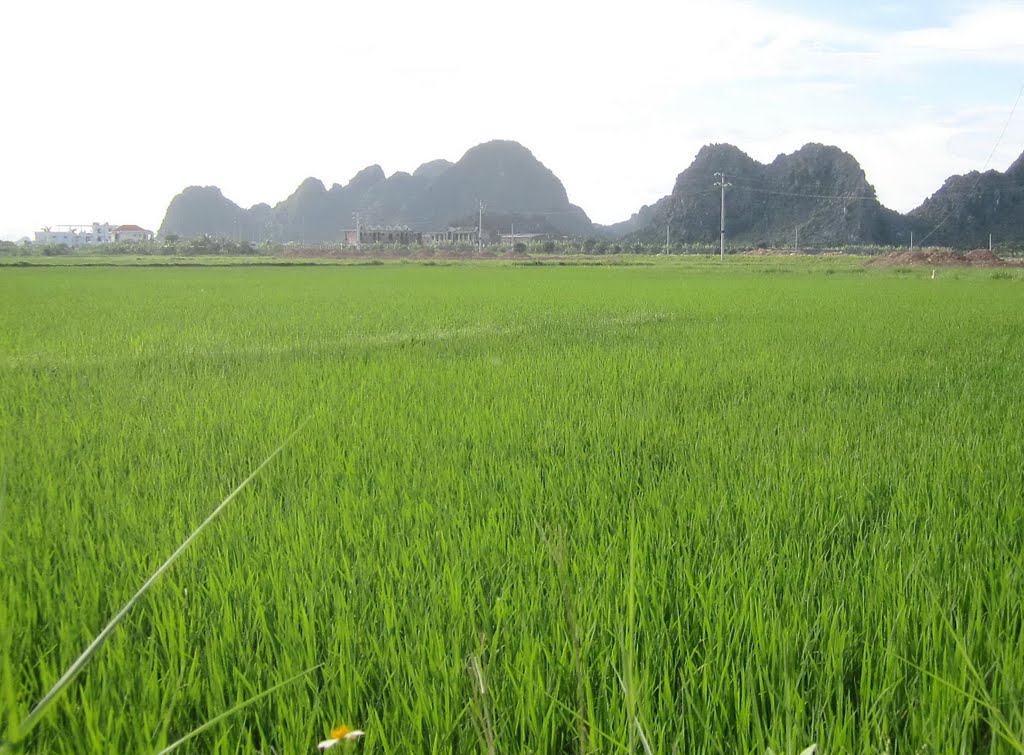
[318,726,365,749]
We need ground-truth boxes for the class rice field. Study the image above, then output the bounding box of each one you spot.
[1,259,1023,753]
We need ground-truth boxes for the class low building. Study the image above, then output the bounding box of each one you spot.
[423,227,479,245]
[113,224,154,242]
[341,225,422,245]
[499,233,552,244]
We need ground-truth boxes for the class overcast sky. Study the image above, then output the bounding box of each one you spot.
[2,0,1023,239]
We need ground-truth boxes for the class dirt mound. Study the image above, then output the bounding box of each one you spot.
[964,249,1005,265]
[866,248,1011,267]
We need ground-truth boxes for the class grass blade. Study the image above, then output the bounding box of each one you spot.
[10,416,311,743]
[156,663,321,754]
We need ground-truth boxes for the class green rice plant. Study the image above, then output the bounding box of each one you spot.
[1,261,1022,752]
[1,416,309,751]
[158,664,321,754]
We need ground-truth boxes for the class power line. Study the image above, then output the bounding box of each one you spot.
[730,184,877,201]
[665,173,879,201]
[920,181,1024,197]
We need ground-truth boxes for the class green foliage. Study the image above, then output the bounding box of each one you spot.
[1,263,1023,752]
[6,239,276,259]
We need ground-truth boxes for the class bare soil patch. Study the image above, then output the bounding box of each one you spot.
[867,249,1019,268]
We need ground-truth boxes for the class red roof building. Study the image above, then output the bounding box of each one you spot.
[113,225,154,242]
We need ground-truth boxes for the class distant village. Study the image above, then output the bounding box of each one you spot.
[32,222,155,246]
[21,222,552,248]
[342,225,551,246]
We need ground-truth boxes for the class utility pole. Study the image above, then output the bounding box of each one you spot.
[713,172,731,261]
[910,231,913,250]
[478,200,484,254]
[795,226,799,251]
[354,212,362,250]
[990,233,993,252]
[665,222,670,254]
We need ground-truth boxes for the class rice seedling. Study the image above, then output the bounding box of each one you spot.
[1,261,1022,752]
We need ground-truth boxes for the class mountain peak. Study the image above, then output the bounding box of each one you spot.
[681,144,761,186]
[1006,149,1024,177]
[413,159,454,181]
[462,139,535,158]
[158,185,243,238]
[295,177,327,195]
[413,139,590,234]
[347,165,386,190]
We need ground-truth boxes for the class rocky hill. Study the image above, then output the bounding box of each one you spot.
[160,140,1024,248]
[406,141,592,236]
[157,186,246,239]
[158,141,593,242]
[905,153,1024,248]
[610,143,907,247]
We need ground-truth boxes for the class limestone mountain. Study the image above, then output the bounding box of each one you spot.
[906,151,1024,248]
[612,143,906,247]
[158,186,246,238]
[406,140,592,236]
[273,177,337,242]
[158,141,593,241]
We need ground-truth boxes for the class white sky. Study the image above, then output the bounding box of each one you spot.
[2,0,1023,239]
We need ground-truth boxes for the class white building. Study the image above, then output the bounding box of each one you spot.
[34,222,116,246]
[34,222,152,246]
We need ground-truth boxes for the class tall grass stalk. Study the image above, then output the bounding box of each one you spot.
[6,417,310,745]
[467,647,496,755]
[156,663,321,754]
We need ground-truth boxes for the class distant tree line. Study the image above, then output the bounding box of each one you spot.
[0,237,271,257]
[5,236,1020,260]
